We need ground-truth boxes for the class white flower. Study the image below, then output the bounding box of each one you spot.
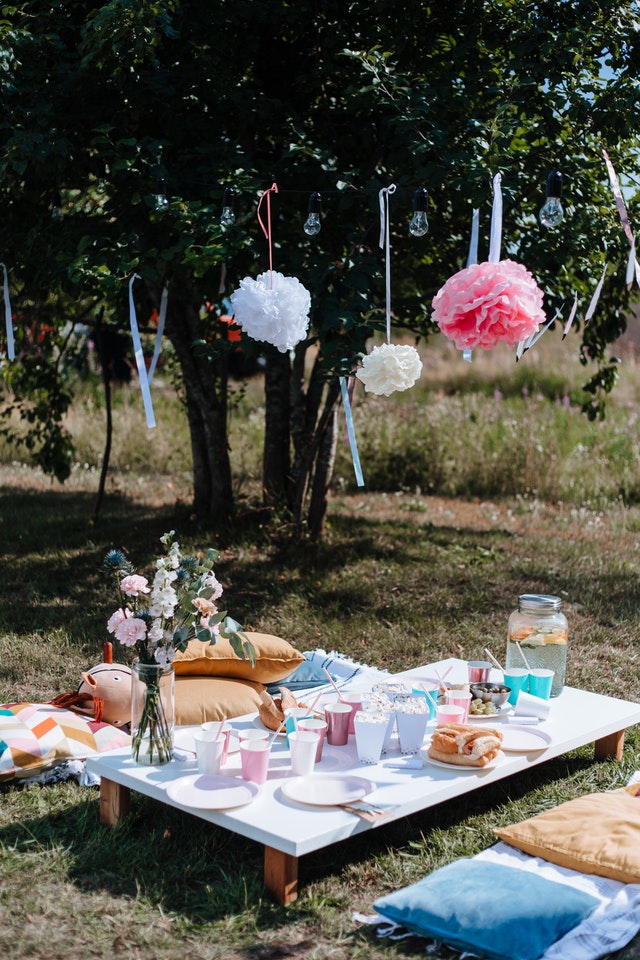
[230,270,311,353]
[204,573,223,600]
[355,342,423,396]
[154,646,175,666]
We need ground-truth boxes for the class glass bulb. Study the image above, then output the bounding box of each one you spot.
[409,210,429,237]
[221,206,235,226]
[303,212,321,236]
[155,193,169,212]
[539,197,563,228]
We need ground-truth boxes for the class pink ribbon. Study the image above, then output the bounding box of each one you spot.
[257,183,279,285]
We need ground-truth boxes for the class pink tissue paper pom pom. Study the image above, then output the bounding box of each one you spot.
[355,342,423,396]
[230,270,311,353]
[431,260,546,351]
[114,617,148,647]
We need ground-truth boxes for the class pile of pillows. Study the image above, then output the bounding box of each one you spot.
[173,632,306,724]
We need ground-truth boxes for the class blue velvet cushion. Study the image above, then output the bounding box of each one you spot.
[373,859,599,960]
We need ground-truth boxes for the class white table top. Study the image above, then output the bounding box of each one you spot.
[86,660,640,858]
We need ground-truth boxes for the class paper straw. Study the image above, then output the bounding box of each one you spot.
[420,683,439,712]
[306,689,325,717]
[322,667,346,701]
[214,721,225,742]
[268,717,287,745]
[515,642,532,670]
[434,665,453,687]
[484,648,504,671]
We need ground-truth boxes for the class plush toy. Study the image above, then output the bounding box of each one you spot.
[51,642,141,728]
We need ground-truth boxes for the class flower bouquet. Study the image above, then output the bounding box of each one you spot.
[104,531,254,764]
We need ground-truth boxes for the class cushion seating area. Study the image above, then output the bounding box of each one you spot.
[175,675,266,725]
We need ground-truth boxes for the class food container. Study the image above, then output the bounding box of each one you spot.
[506,594,568,697]
[469,682,511,708]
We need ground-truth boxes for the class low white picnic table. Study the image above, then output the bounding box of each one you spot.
[86,660,640,905]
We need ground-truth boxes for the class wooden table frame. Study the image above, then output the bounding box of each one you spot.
[87,667,640,906]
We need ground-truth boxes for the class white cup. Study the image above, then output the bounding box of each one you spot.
[514,690,551,720]
[288,730,320,776]
[194,732,225,774]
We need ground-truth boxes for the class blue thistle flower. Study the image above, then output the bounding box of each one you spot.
[103,549,130,571]
[180,556,198,574]
[175,567,190,585]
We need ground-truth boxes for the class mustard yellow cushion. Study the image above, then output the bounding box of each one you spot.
[173,632,305,683]
[494,785,640,883]
[174,676,265,725]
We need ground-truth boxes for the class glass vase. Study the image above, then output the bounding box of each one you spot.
[131,661,175,764]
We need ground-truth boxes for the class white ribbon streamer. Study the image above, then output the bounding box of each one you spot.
[562,292,579,340]
[147,284,168,386]
[340,376,364,487]
[128,274,156,429]
[584,263,608,326]
[0,263,14,360]
[466,208,480,268]
[378,184,397,342]
[602,150,640,291]
[488,173,503,264]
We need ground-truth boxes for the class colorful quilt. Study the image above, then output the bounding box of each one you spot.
[0,702,130,782]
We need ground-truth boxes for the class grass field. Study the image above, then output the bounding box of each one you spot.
[1,328,640,959]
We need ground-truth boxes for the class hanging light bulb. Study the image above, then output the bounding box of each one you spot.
[303,192,322,236]
[154,178,169,212]
[409,187,429,237]
[539,171,563,228]
[51,190,63,222]
[221,187,235,226]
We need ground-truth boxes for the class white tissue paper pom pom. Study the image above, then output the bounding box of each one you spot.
[355,342,423,396]
[230,270,311,353]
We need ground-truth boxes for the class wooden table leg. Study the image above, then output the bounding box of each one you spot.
[594,729,625,761]
[99,776,131,827]
[264,846,299,905]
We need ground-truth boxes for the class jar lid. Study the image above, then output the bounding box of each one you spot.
[518,593,562,613]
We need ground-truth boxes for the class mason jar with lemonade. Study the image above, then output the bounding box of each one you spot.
[506,594,568,697]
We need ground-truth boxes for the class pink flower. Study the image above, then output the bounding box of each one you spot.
[120,574,150,597]
[107,608,130,634]
[114,617,148,647]
[431,260,545,351]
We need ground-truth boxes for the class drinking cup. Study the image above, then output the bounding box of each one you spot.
[288,730,320,776]
[341,692,363,734]
[528,669,554,700]
[412,688,441,722]
[200,720,231,764]
[514,690,551,720]
[298,717,327,762]
[238,728,269,742]
[467,660,493,684]
[502,668,530,706]
[395,698,430,754]
[240,738,271,784]
[445,689,473,723]
[353,710,389,764]
[435,703,466,725]
[325,702,352,745]
[194,732,225,775]
[284,707,313,744]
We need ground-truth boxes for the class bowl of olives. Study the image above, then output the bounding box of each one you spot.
[469,682,511,707]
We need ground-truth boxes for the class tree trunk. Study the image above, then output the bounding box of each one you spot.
[263,350,292,506]
[307,393,339,539]
[165,297,234,525]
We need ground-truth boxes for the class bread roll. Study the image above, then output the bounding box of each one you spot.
[428,722,502,767]
[257,686,300,731]
[427,745,500,767]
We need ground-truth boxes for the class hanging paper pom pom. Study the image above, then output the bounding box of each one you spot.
[230,270,311,354]
[432,260,545,351]
[355,342,423,396]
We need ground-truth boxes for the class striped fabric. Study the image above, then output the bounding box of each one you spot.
[0,702,130,782]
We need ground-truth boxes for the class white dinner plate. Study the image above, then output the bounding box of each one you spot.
[253,715,287,737]
[422,749,504,772]
[467,704,513,721]
[500,726,552,753]
[280,774,374,806]
[173,727,240,755]
[166,774,259,809]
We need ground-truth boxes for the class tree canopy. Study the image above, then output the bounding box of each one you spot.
[1,0,639,529]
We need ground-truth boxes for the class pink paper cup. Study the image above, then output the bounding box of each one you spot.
[435,704,466,725]
[325,702,352,745]
[445,689,473,723]
[341,692,363,734]
[289,730,320,776]
[238,728,269,742]
[467,660,493,684]
[240,739,271,784]
[194,733,225,775]
[298,718,327,762]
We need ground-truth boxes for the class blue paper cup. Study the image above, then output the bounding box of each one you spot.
[412,687,440,721]
[528,669,554,700]
[502,668,529,706]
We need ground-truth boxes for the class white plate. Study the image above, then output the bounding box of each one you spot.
[173,727,240,755]
[280,774,374,806]
[166,774,259,809]
[253,715,287,737]
[467,704,513,721]
[500,726,552,753]
[422,749,504,772]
